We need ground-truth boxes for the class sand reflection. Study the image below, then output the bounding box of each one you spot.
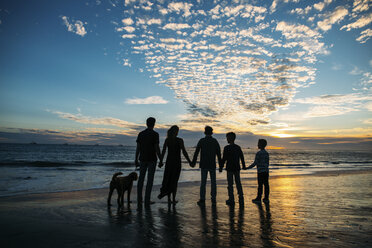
[199,204,220,247]
[255,202,274,247]
[158,204,182,248]
[228,205,245,247]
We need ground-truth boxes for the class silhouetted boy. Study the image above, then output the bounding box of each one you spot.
[247,139,270,203]
[219,132,246,206]
[192,126,221,206]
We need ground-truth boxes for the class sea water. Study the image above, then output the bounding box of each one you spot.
[0,143,371,196]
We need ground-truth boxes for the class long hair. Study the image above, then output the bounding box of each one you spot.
[167,125,179,139]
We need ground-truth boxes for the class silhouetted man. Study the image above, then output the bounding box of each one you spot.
[135,117,161,206]
[192,126,221,206]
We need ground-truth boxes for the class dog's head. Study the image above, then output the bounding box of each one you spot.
[128,172,138,181]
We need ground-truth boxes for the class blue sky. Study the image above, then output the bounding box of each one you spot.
[0,0,371,149]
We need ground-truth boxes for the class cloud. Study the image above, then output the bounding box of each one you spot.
[123,26,135,33]
[167,2,193,17]
[296,93,372,105]
[365,102,372,112]
[317,6,348,31]
[352,0,370,14]
[48,110,140,131]
[163,23,191,30]
[304,105,355,118]
[341,12,372,31]
[125,96,169,104]
[356,28,372,43]
[295,93,372,117]
[314,0,333,11]
[363,117,372,124]
[350,66,363,75]
[107,0,370,131]
[61,16,87,37]
[122,18,134,25]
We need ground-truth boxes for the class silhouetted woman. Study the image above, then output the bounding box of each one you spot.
[158,125,191,204]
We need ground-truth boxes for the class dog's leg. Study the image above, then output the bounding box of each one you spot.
[127,184,133,204]
[120,190,124,207]
[117,189,122,207]
[107,185,114,206]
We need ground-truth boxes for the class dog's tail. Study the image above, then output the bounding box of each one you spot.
[112,172,123,180]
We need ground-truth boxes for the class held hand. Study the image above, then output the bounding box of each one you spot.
[158,161,163,168]
[242,166,247,170]
[218,167,223,173]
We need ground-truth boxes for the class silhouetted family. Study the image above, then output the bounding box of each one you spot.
[133,117,270,207]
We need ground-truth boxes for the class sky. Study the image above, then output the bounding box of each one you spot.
[0,0,371,149]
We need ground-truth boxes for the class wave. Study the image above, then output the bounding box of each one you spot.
[320,161,372,165]
[270,163,313,167]
[0,160,135,168]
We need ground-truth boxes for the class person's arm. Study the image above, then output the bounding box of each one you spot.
[159,139,167,168]
[219,146,226,172]
[239,147,246,169]
[247,152,258,169]
[191,141,201,167]
[154,133,161,162]
[180,139,192,165]
[216,140,222,168]
[135,142,140,168]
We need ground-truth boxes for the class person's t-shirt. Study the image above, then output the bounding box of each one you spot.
[222,144,244,171]
[196,136,221,169]
[136,128,159,162]
[252,149,269,173]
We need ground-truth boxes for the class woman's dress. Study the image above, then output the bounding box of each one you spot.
[159,137,182,197]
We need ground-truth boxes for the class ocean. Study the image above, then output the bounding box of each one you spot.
[0,143,371,197]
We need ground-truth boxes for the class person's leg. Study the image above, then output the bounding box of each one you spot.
[210,168,217,202]
[234,171,244,200]
[263,172,270,201]
[137,162,148,204]
[256,172,263,200]
[227,171,234,201]
[199,169,208,201]
[145,161,156,204]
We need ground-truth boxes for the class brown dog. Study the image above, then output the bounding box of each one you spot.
[107,172,138,207]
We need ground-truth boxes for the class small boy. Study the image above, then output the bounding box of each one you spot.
[247,139,270,203]
[219,132,246,206]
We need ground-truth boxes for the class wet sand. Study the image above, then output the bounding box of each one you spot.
[1,170,372,248]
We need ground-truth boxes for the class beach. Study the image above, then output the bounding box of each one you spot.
[1,169,371,248]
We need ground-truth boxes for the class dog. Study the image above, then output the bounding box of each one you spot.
[107,172,138,207]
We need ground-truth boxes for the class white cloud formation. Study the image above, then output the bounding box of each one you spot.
[48,110,140,132]
[352,0,370,14]
[167,2,193,17]
[304,105,355,118]
[341,12,372,31]
[61,16,87,37]
[317,6,348,31]
[125,96,169,104]
[365,102,372,112]
[106,0,371,131]
[163,23,191,30]
[314,0,333,11]
[296,93,372,117]
[356,28,372,43]
[122,18,134,25]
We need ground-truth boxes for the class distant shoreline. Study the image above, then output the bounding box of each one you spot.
[1,142,372,152]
